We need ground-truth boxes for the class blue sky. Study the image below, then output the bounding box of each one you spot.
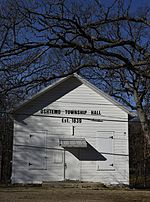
[84,0,150,11]
[101,0,150,11]
[65,0,150,17]
[100,0,150,7]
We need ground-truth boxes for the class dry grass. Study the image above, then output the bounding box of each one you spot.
[0,185,150,202]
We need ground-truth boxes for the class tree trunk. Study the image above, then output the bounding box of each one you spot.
[134,90,150,187]
[134,90,150,146]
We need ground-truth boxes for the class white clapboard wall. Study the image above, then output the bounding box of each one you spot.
[12,76,129,185]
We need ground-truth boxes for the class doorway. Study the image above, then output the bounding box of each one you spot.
[64,150,81,181]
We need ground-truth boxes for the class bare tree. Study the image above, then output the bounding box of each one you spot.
[0,0,150,144]
[0,0,150,75]
[82,58,150,187]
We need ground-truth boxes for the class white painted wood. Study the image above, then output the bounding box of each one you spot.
[43,149,64,181]
[96,132,114,171]
[65,150,80,180]
[12,76,130,185]
[28,132,46,170]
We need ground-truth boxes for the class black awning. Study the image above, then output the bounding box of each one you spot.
[59,138,106,161]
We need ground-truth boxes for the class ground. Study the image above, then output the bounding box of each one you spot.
[0,184,150,202]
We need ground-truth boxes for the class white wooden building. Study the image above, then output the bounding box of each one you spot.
[12,74,133,185]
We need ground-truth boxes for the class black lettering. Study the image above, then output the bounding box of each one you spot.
[91,110,101,115]
[62,118,70,123]
[64,110,87,115]
[40,109,62,114]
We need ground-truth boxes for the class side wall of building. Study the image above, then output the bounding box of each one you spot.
[12,81,129,185]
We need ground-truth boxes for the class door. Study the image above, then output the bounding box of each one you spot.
[64,150,80,180]
[96,131,114,171]
[28,132,47,170]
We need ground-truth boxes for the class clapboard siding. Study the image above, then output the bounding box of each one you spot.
[12,76,130,185]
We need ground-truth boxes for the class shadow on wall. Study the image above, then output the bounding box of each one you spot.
[64,142,107,161]
[14,77,82,122]
[12,140,106,183]
[12,146,49,183]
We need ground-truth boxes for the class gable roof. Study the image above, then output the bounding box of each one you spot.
[13,73,135,117]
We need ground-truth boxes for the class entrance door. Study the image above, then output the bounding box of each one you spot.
[28,132,47,170]
[64,150,80,181]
